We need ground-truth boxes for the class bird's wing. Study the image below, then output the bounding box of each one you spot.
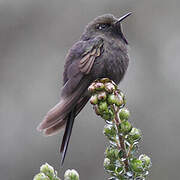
[37,36,104,131]
[61,36,104,96]
[78,41,102,74]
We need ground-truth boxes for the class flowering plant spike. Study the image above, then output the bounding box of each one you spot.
[88,78,152,180]
[33,78,151,180]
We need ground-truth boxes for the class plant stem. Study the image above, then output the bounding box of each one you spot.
[112,105,129,172]
[127,144,133,158]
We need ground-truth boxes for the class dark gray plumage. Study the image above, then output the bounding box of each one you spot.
[37,13,131,165]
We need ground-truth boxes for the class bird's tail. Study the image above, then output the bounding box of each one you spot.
[37,98,73,135]
[37,80,87,135]
[60,96,90,165]
[37,95,90,165]
[37,78,91,164]
[60,108,76,165]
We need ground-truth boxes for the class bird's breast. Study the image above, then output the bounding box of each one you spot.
[102,38,129,84]
[90,37,129,84]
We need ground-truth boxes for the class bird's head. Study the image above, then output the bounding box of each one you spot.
[81,13,132,44]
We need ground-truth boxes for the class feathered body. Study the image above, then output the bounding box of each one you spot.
[37,13,131,164]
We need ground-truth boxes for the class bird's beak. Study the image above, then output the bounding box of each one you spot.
[114,12,132,44]
[116,12,132,24]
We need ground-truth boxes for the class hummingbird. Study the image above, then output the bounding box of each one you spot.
[37,12,132,165]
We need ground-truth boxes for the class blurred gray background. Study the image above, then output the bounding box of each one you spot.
[0,0,180,179]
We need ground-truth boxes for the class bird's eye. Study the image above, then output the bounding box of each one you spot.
[96,23,110,30]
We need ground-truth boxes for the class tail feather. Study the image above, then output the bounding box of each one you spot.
[44,119,66,136]
[37,77,91,165]
[37,78,90,132]
[37,97,76,131]
[60,96,90,165]
[60,108,76,165]
[43,96,90,136]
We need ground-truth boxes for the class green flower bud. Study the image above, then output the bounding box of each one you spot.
[139,154,151,168]
[102,113,111,120]
[40,163,55,179]
[107,94,117,105]
[33,173,49,180]
[105,147,119,162]
[64,169,79,180]
[88,83,96,93]
[119,108,130,120]
[98,101,108,112]
[90,94,98,105]
[105,82,116,93]
[94,82,105,90]
[97,91,107,101]
[101,109,114,121]
[93,105,101,116]
[128,128,141,143]
[115,94,124,107]
[119,120,132,135]
[103,124,116,139]
[130,158,144,173]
